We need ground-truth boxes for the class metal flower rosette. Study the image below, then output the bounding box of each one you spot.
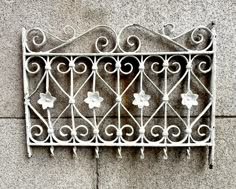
[22,23,216,168]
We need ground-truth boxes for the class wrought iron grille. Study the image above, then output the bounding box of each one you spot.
[22,23,216,168]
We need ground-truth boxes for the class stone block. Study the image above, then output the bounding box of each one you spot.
[0,0,235,118]
[97,118,236,189]
[0,119,96,189]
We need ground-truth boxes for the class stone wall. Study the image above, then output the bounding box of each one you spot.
[0,0,235,188]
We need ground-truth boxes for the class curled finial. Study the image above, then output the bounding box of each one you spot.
[163,23,175,37]
[187,147,191,159]
[140,147,145,159]
[95,147,99,159]
[117,147,122,159]
[27,146,32,158]
[63,25,76,40]
[117,25,141,53]
[27,27,47,49]
[209,147,214,169]
[95,36,109,53]
[207,21,216,30]
[73,146,77,158]
[163,147,168,160]
[50,146,55,157]
[190,26,213,51]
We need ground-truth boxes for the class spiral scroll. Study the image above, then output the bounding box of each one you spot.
[24,24,214,53]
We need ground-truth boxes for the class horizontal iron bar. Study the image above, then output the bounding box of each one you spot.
[29,143,212,147]
[28,115,212,119]
[25,51,214,56]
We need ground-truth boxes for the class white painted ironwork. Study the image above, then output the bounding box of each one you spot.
[22,23,216,168]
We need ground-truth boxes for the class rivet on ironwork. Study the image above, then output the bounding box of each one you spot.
[186,61,192,70]
[162,95,169,102]
[48,128,54,135]
[69,61,75,68]
[45,62,51,70]
[116,96,122,103]
[139,127,145,135]
[71,130,77,137]
[139,62,145,71]
[92,63,98,71]
[115,62,121,69]
[163,60,169,68]
[93,128,99,135]
[69,97,75,104]
[116,129,122,137]
[185,128,192,135]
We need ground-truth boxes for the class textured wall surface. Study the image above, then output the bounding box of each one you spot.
[0,0,235,188]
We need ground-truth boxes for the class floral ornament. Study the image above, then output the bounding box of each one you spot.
[181,90,198,109]
[84,91,104,109]
[133,90,151,109]
[37,92,56,110]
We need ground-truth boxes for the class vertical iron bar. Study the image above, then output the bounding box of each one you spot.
[22,28,32,157]
[187,55,191,159]
[163,55,168,159]
[69,57,77,157]
[209,25,216,169]
[140,55,144,159]
[46,56,54,156]
[93,56,99,158]
[116,56,122,158]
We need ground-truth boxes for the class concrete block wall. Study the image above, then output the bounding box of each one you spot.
[0,0,235,188]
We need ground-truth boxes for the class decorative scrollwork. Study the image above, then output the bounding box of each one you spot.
[167,55,188,74]
[191,55,212,74]
[93,25,117,53]
[73,56,91,74]
[119,56,139,75]
[25,26,76,52]
[31,124,44,137]
[143,56,165,74]
[121,124,134,137]
[75,125,89,137]
[62,25,76,41]
[25,56,46,74]
[23,24,216,167]
[29,124,49,143]
[191,124,211,143]
[105,124,117,137]
[150,125,163,137]
[117,25,141,53]
[27,28,47,49]
[166,125,183,143]
[50,56,71,74]
[24,24,214,53]
[99,56,117,74]
[190,26,213,51]
[59,125,72,137]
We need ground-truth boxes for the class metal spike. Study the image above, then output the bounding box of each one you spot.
[95,147,99,159]
[117,147,122,159]
[50,146,54,157]
[73,146,77,158]
[27,146,32,158]
[140,147,144,159]
[187,147,191,159]
[163,147,168,160]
